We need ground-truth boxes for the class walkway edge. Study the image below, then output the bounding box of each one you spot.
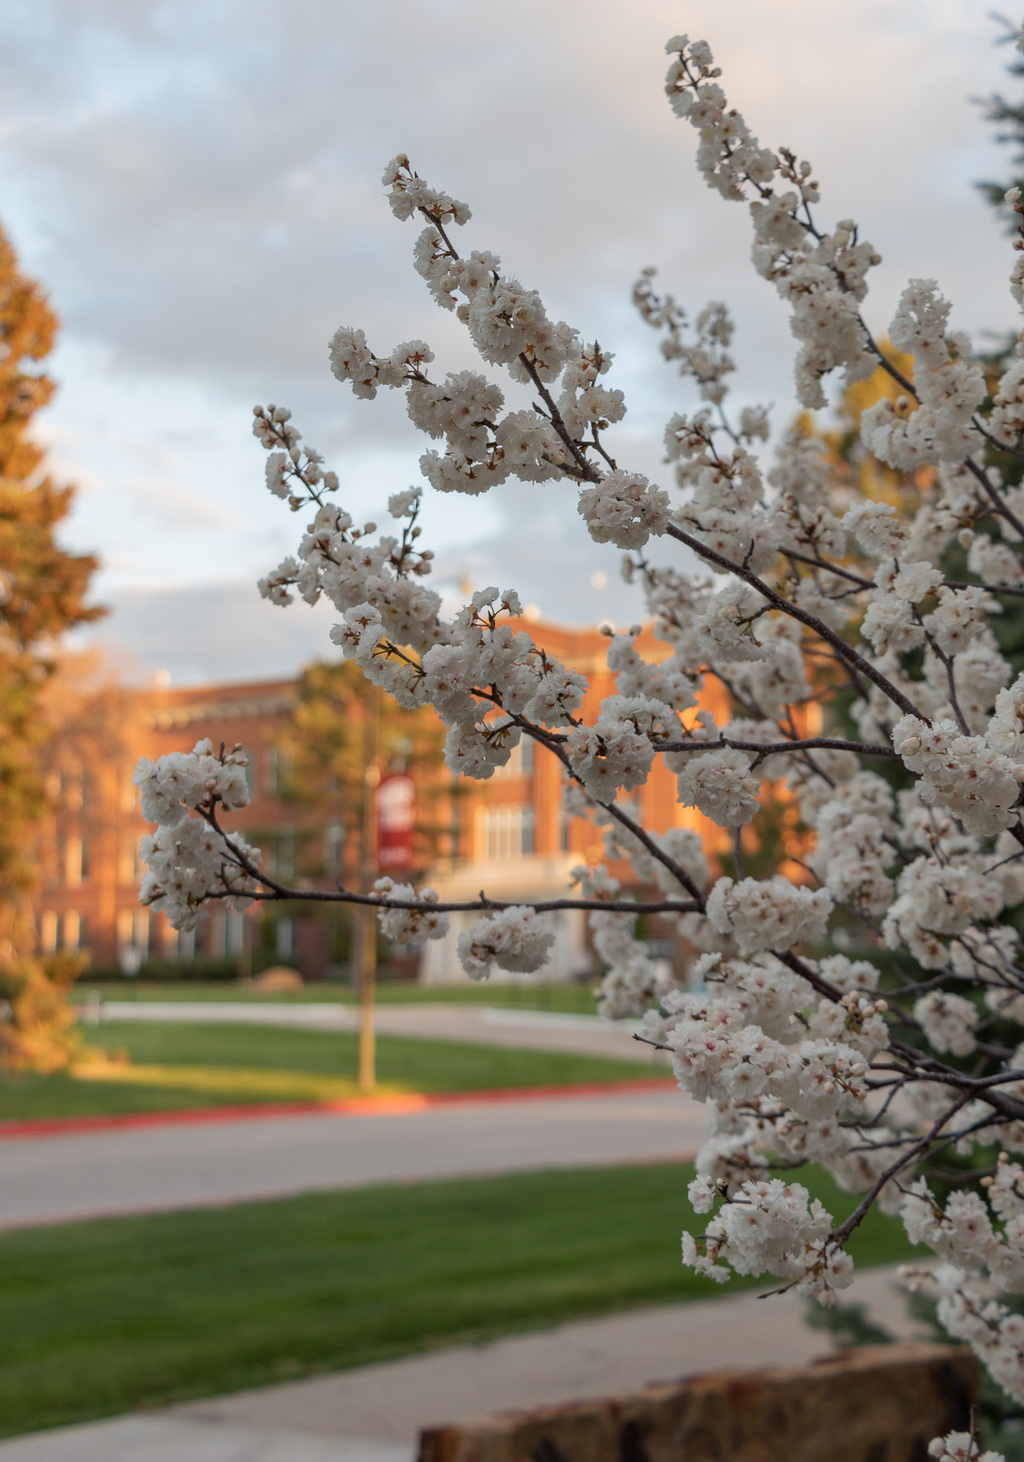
[0,1077,678,1142]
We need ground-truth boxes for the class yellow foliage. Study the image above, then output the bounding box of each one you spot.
[839,342,916,424]
[0,948,85,1074]
[820,341,938,513]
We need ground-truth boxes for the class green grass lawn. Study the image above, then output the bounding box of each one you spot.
[0,1160,920,1439]
[72,980,601,1013]
[0,1022,665,1121]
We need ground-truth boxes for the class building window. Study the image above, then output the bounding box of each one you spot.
[134,910,150,955]
[209,912,227,957]
[559,772,580,852]
[65,771,83,811]
[63,910,81,950]
[116,908,132,953]
[324,823,345,874]
[276,917,294,958]
[244,748,259,794]
[117,909,150,971]
[120,839,145,886]
[265,745,293,795]
[66,837,83,888]
[226,911,246,955]
[276,833,295,880]
[492,737,533,780]
[483,805,533,861]
[40,911,57,955]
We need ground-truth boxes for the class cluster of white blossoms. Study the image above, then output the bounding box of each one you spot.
[682,1175,854,1304]
[139,20,1024,1447]
[577,471,670,550]
[133,739,250,827]
[861,281,987,471]
[456,906,556,981]
[372,878,450,944]
[139,818,260,933]
[676,747,762,827]
[664,36,879,411]
[705,876,833,956]
[134,741,259,931]
[894,715,1024,838]
[929,1433,1005,1462]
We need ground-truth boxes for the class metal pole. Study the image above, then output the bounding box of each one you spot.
[357,690,380,1091]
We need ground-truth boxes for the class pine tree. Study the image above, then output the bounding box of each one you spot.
[975,15,1024,217]
[0,222,101,1070]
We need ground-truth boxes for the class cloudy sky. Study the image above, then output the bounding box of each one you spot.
[0,0,1018,684]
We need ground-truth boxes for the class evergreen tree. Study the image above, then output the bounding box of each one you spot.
[969,18,1024,662]
[976,15,1024,218]
[0,222,101,1069]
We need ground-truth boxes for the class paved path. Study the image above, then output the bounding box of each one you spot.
[91,1001,667,1065]
[0,1266,919,1460]
[0,1088,702,1230]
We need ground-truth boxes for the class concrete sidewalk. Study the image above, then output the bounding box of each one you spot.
[0,1087,702,1229]
[91,1001,667,1065]
[0,1420,409,1461]
[0,1266,920,1461]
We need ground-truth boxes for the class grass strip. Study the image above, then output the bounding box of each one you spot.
[72,981,601,1013]
[0,1160,920,1439]
[0,1024,664,1121]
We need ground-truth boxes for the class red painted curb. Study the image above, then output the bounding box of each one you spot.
[0,1077,677,1142]
[422,1077,675,1108]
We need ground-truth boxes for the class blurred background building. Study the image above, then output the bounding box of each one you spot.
[32,621,733,986]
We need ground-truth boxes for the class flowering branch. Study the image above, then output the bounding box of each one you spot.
[132,25,1024,1436]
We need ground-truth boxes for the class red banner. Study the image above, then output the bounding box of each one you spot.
[376,772,415,871]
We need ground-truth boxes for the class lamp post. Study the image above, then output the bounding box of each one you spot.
[357,692,380,1092]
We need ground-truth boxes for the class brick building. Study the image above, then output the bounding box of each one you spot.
[34,621,734,983]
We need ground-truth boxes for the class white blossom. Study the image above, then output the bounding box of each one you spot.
[913,991,979,1057]
[676,747,761,827]
[139,818,260,932]
[928,1433,1003,1462]
[578,471,670,549]
[373,878,450,943]
[894,715,1023,838]
[988,673,1024,759]
[457,906,556,980]
[706,877,833,956]
[134,740,250,829]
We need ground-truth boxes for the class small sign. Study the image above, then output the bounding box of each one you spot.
[376,773,415,870]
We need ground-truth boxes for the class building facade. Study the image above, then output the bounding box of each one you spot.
[34,621,738,984]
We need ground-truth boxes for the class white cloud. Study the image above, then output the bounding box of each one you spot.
[0,0,1018,678]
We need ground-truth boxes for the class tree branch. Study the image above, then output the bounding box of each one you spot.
[664,521,926,720]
